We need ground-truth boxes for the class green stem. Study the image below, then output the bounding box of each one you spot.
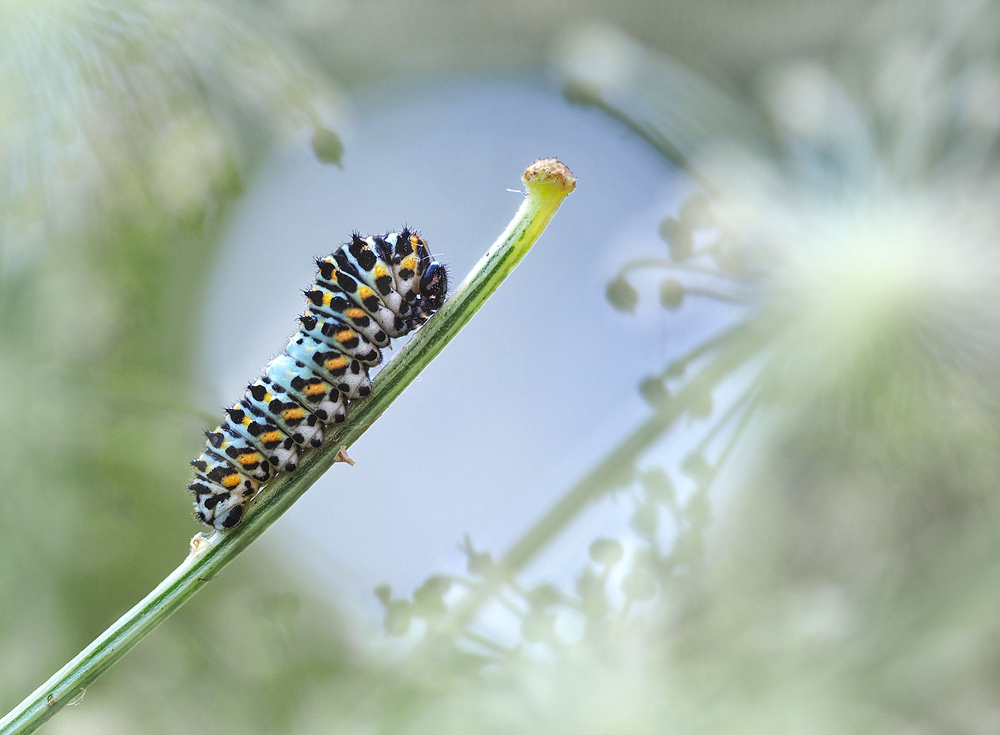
[0,158,576,735]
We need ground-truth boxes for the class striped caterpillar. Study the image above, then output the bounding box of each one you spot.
[189,229,447,530]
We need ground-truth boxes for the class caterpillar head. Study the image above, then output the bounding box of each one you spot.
[419,261,448,312]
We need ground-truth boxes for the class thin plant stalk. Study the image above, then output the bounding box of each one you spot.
[418,318,770,652]
[0,158,576,735]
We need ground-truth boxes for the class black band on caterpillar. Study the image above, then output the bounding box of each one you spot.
[189,229,448,530]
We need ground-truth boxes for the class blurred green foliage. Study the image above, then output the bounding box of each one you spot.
[5,0,1000,732]
[0,1,357,730]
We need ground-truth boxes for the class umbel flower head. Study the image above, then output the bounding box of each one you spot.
[705,158,1000,426]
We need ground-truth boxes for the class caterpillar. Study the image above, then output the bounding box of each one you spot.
[189,228,448,530]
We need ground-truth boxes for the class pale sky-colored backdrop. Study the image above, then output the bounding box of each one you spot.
[200,78,734,629]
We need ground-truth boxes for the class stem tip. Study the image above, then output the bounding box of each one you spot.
[523,158,576,194]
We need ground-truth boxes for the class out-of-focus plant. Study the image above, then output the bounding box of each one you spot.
[363,5,1000,733]
[0,0,340,256]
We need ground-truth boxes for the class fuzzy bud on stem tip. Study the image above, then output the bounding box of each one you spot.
[523,158,576,195]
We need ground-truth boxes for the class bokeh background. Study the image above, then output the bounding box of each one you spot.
[4,0,1000,732]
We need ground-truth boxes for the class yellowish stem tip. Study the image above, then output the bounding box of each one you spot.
[523,158,577,194]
